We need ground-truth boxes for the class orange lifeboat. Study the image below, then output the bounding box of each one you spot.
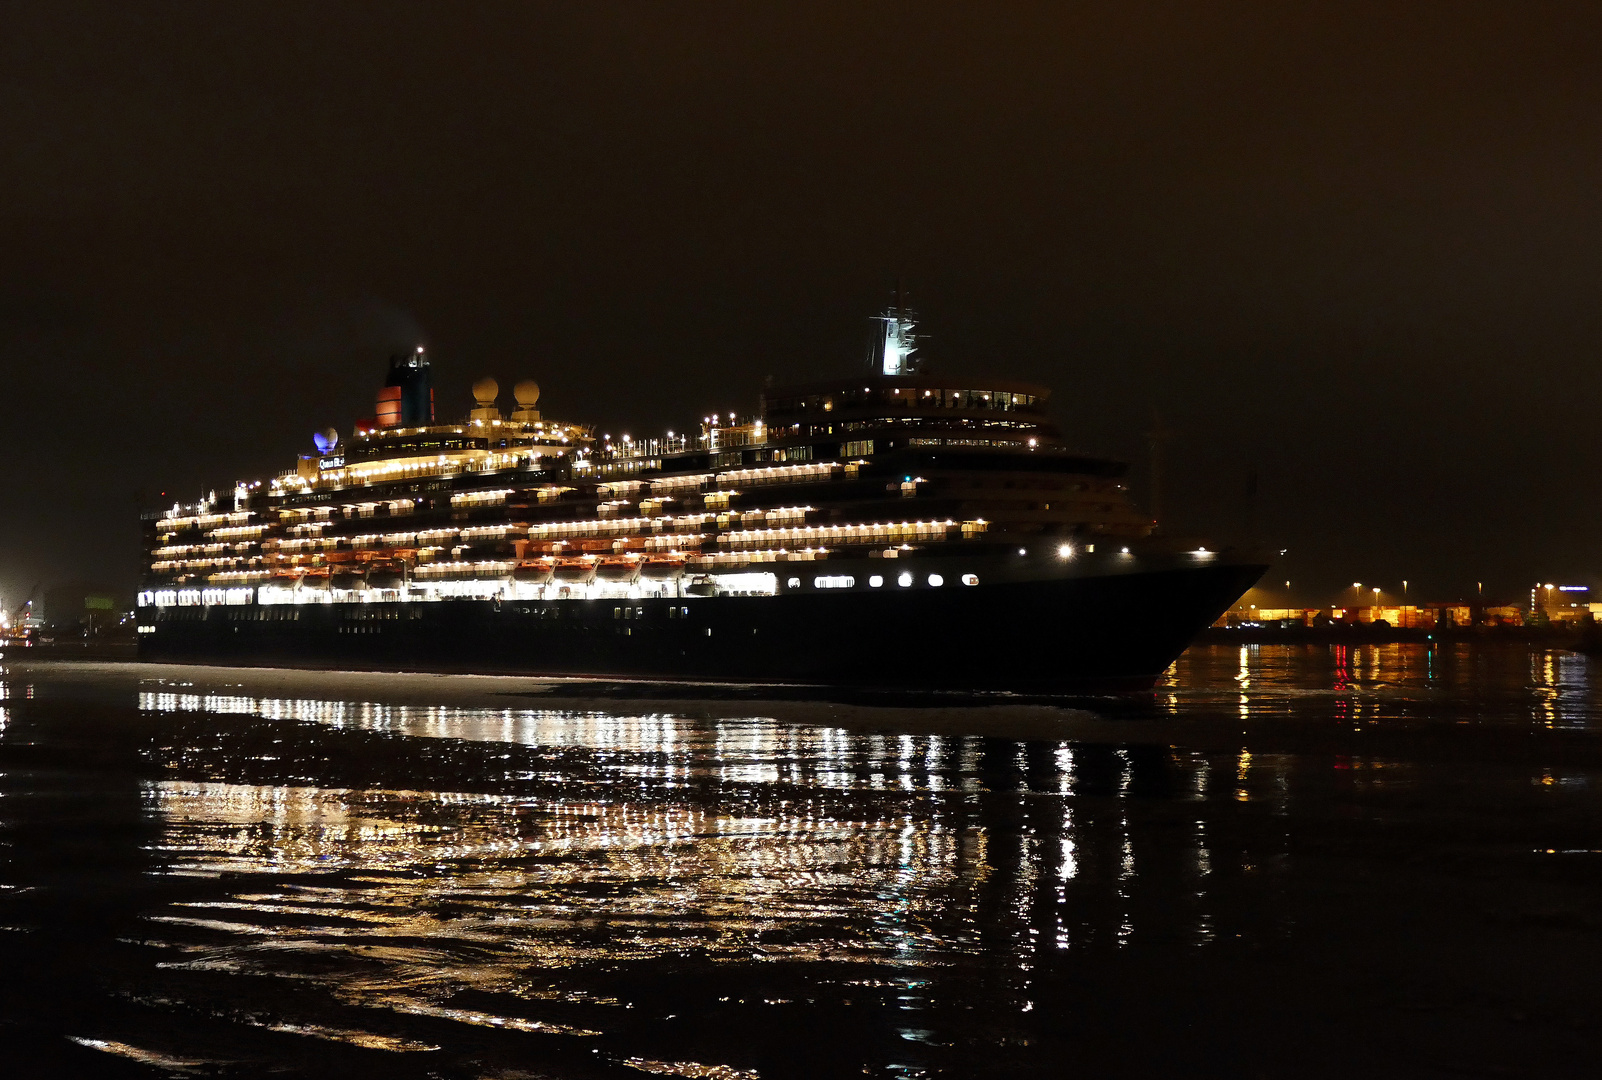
[640,558,684,581]
[596,557,640,583]
[551,558,596,584]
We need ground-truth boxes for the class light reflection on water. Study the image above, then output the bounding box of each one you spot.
[1165,641,1600,730]
[3,644,1602,1076]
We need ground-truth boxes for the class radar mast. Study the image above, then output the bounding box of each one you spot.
[872,289,921,376]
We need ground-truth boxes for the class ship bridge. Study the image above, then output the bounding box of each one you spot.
[760,373,1057,453]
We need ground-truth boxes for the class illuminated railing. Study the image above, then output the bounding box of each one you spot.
[450,489,513,507]
[150,556,247,571]
[717,520,960,551]
[648,473,712,495]
[458,524,524,542]
[157,509,251,530]
[639,533,708,552]
[208,525,266,540]
[605,434,691,459]
[526,514,712,541]
[721,506,810,528]
[687,549,822,568]
[714,462,843,487]
[411,560,515,580]
[349,531,421,549]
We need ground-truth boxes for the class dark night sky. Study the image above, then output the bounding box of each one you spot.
[4,2,1601,610]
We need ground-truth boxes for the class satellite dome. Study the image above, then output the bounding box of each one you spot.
[513,380,541,407]
[312,427,339,454]
[472,376,500,405]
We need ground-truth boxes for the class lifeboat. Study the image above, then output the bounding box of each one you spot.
[551,558,596,584]
[595,558,640,583]
[683,575,718,597]
[329,568,363,591]
[513,559,555,584]
[640,558,684,581]
[366,565,405,590]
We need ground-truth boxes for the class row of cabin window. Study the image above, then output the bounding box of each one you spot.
[619,605,695,619]
[770,389,1039,414]
[791,573,979,589]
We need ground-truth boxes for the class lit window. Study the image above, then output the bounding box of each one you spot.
[927,574,944,587]
[869,575,884,588]
[787,577,801,589]
[813,575,855,589]
[898,571,913,587]
[962,573,979,586]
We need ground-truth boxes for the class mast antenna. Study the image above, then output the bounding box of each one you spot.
[872,283,921,376]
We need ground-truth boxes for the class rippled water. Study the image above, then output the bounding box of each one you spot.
[3,645,1601,1077]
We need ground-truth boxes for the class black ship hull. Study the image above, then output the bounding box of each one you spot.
[138,559,1265,691]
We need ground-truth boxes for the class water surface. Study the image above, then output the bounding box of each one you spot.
[2,645,1600,1077]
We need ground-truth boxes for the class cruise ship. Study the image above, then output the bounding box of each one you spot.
[137,310,1265,689]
